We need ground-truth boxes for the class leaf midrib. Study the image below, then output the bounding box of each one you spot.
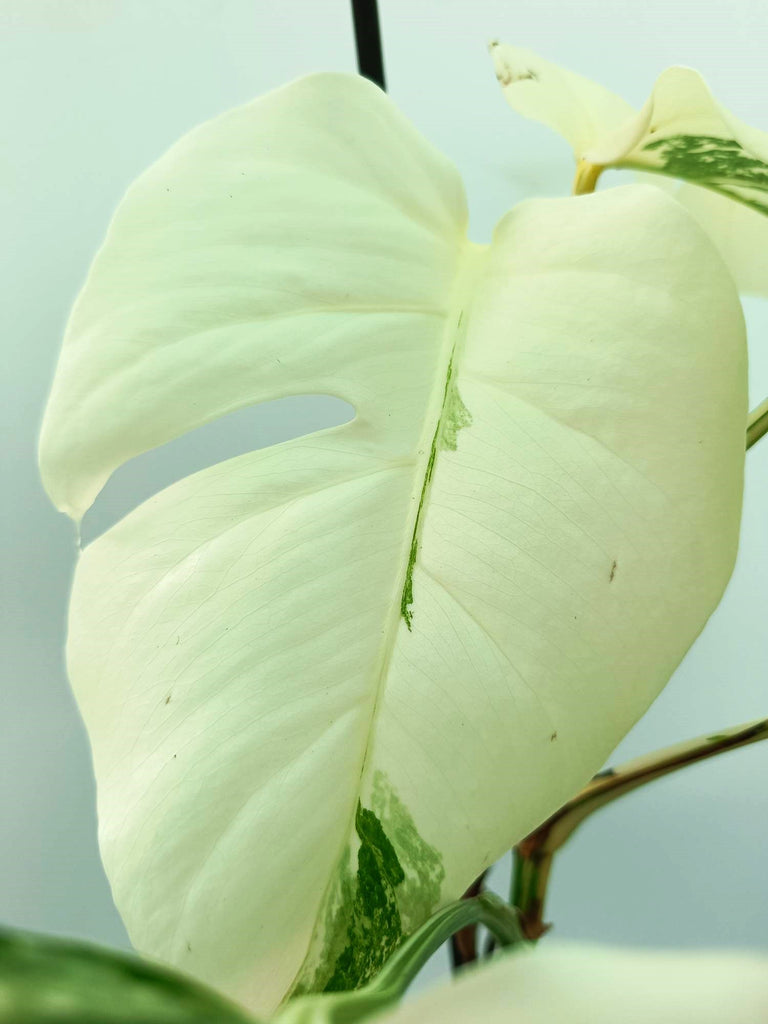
[291,238,487,990]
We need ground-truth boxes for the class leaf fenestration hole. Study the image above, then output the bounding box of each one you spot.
[79,394,354,546]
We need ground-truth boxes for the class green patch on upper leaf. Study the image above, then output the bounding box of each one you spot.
[642,135,768,215]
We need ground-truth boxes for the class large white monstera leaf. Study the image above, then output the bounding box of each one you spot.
[39,73,747,1014]
[490,42,768,295]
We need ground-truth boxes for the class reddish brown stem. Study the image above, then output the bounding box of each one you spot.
[512,717,768,940]
[449,873,487,969]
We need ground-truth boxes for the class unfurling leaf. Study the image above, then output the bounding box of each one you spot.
[490,41,768,294]
[372,943,768,1024]
[39,73,746,1014]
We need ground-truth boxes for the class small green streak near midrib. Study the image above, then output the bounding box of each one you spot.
[400,350,470,630]
[400,444,437,630]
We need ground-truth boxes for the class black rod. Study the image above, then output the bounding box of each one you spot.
[351,0,386,90]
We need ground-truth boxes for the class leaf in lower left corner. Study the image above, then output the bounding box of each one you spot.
[0,926,257,1023]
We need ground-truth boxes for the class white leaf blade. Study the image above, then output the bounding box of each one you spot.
[372,185,745,904]
[39,72,467,521]
[674,181,768,295]
[69,436,430,1011]
[374,943,768,1024]
[489,42,635,155]
[40,73,747,1015]
[47,72,476,1011]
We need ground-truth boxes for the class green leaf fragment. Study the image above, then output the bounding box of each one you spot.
[0,927,256,1024]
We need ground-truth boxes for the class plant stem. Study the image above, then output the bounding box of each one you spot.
[572,159,603,195]
[278,893,523,1023]
[371,891,523,999]
[512,717,768,940]
[449,872,487,970]
[747,397,768,450]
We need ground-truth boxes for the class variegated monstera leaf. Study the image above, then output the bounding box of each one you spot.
[39,73,746,1015]
[490,42,768,295]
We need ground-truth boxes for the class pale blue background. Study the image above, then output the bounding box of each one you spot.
[1,0,766,996]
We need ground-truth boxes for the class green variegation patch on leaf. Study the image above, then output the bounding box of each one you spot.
[370,772,445,932]
[490,42,768,293]
[292,772,444,996]
[323,804,404,993]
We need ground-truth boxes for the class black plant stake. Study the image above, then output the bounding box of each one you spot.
[351,0,386,90]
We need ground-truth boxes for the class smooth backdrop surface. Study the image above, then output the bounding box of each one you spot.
[1,0,766,996]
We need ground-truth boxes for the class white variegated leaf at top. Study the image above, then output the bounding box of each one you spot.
[372,943,768,1024]
[488,43,635,158]
[490,41,768,295]
[39,73,746,1015]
